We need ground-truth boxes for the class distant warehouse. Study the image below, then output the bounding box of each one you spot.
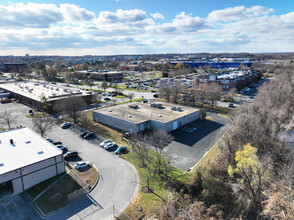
[0,127,65,197]
[0,81,92,110]
[92,102,200,134]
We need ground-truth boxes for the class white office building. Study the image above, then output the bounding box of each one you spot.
[0,127,65,198]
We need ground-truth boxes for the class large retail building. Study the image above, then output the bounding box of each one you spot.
[0,127,65,197]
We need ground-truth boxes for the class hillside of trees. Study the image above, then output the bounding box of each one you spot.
[158,63,294,219]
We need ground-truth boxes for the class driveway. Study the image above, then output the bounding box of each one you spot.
[46,126,138,220]
[0,102,139,220]
[0,193,41,220]
[164,113,229,170]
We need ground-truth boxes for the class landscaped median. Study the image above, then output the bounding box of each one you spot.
[26,164,99,216]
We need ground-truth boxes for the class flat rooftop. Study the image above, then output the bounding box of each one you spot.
[0,127,62,175]
[94,102,200,124]
[0,81,91,102]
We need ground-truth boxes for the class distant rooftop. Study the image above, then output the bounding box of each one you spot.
[94,102,199,124]
[0,127,62,175]
[0,81,91,102]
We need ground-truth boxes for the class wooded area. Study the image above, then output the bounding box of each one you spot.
[158,63,294,219]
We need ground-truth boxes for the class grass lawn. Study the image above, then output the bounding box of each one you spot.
[26,174,64,200]
[34,174,82,215]
[188,140,222,177]
[76,110,224,219]
[25,112,50,118]
[71,166,99,189]
[77,111,192,218]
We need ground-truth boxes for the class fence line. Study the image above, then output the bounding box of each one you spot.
[65,164,91,193]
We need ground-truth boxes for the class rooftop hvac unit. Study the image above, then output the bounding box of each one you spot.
[129,104,139,109]
[63,89,68,92]
[151,103,163,108]
[171,106,182,111]
[127,115,132,118]
[55,88,59,91]
[157,114,162,117]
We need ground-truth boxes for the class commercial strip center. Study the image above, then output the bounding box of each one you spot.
[0,81,92,109]
[93,102,200,134]
[0,127,65,198]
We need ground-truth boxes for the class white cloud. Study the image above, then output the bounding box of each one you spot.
[208,5,274,22]
[60,4,96,23]
[208,6,247,21]
[0,3,62,28]
[0,2,96,28]
[0,3,293,55]
[97,9,147,24]
[151,12,164,20]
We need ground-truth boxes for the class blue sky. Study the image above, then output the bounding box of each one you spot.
[0,0,293,55]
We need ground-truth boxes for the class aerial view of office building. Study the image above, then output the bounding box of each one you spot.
[0,127,65,197]
[0,81,92,109]
[92,102,200,134]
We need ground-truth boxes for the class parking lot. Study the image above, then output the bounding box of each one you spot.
[164,113,229,170]
[0,102,138,220]
[0,193,41,220]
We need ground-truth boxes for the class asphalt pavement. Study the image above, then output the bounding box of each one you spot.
[0,102,139,220]
[164,113,229,170]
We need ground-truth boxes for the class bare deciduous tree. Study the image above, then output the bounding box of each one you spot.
[159,85,173,102]
[112,98,118,105]
[148,131,173,175]
[206,83,222,108]
[32,116,54,137]
[54,95,87,123]
[101,80,108,91]
[93,93,102,109]
[0,110,16,130]
[127,92,135,102]
[130,134,150,167]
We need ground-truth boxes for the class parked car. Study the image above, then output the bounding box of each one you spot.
[100,139,112,147]
[104,97,111,101]
[29,109,34,116]
[46,138,53,143]
[115,146,127,154]
[61,122,71,129]
[84,132,94,139]
[228,103,234,108]
[52,141,62,145]
[74,161,90,170]
[56,145,67,150]
[153,94,158,98]
[80,131,89,137]
[104,142,116,150]
[64,151,78,159]
[151,90,156,93]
